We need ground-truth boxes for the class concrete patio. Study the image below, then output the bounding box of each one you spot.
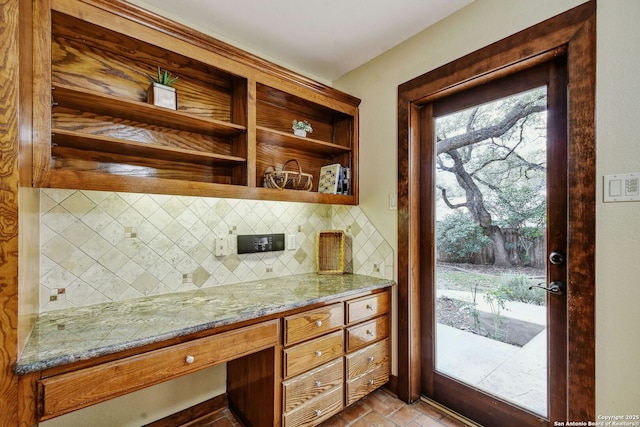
[436,290,548,416]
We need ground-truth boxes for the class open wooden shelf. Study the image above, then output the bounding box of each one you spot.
[51,129,246,166]
[256,127,351,155]
[52,84,247,138]
[33,1,360,204]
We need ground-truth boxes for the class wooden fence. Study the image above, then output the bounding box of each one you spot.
[437,228,547,268]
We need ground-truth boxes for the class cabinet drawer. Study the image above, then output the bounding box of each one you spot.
[283,385,344,427]
[346,315,388,352]
[345,338,390,381]
[346,291,389,325]
[345,362,389,406]
[282,358,343,413]
[37,320,278,420]
[283,330,343,379]
[284,303,344,346]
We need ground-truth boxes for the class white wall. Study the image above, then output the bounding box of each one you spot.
[334,0,640,419]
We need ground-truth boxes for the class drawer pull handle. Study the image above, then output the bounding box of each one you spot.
[315,380,322,387]
[315,320,323,327]
[366,329,374,336]
[315,409,322,417]
[368,355,375,363]
[366,304,374,310]
[315,350,322,357]
[185,355,195,364]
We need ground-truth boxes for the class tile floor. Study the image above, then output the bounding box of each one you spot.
[200,388,472,427]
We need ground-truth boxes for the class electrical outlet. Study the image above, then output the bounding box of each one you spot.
[214,236,227,257]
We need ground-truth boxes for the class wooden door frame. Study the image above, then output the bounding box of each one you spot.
[396,1,596,422]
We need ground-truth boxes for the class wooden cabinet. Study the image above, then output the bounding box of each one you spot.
[281,306,345,426]
[344,292,391,406]
[284,302,344,345]
[280,289,391,427]
[37,320,278,421]
[345,339,390,406]
[32,0,359,204]
[22,285,392,426]
[282,358,343,413]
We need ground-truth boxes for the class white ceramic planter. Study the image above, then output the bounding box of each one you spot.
[148,82,177,110]
[293,129,307,137]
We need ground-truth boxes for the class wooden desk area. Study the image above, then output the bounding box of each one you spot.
[15,274,393,426]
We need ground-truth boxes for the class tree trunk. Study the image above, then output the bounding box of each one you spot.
[440,150,514,267]
[487,226,512,267]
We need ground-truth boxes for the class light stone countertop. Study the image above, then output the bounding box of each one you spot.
[15,273,393,375]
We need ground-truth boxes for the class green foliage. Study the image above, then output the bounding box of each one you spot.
[147,66,179,87]
[436,211,492,262]
[292,120,313,133]
[498,273,545,305]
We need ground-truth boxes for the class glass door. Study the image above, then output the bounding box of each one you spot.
[421,62,567,425]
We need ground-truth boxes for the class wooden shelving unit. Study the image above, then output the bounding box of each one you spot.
[32,1,360,205]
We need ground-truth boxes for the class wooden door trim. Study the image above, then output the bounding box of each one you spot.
[396,1,596,422]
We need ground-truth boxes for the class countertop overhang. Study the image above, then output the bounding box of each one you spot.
[15,273,393,375]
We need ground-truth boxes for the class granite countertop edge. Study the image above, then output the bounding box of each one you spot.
[15,274,394,375]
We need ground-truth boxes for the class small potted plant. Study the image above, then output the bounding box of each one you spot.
[292,120,313,137]
[147,66,179,110]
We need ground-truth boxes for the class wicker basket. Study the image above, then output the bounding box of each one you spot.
[264,159,313,191]
[317,230,345,274]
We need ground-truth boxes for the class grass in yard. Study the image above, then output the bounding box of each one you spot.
[436,268,498,292]
[436,263,546,305]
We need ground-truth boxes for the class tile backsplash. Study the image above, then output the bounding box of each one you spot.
[39,189,394,312]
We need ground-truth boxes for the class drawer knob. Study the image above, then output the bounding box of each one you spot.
[368,379,375,386]
[368,355,375,363]
[185,355,195,364]
[366,329,374,336]
[315,350,322,357]
[315,409,322,417]
[315,380,322,387]
[366,304,374,310]
[315,320,323,327]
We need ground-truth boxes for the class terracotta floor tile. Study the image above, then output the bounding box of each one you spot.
[411,401,446,421]
[438,415,471,427]
[365,392,406,417]
[388,405,422,426]
[183,388,475,427]
[362,409,399,426]
[340,401,372,422]
[414,414,446,427]
[321,415,350,427]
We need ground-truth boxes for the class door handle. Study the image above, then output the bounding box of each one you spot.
[529,281,565,295]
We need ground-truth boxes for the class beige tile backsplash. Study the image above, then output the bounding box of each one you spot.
[39,189,394,312]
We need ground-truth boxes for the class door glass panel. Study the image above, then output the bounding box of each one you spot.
[434,86,548,416]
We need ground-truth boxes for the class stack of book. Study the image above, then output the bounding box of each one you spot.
[318,164,350,195]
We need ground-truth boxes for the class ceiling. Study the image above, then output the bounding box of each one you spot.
[134,0,474,82]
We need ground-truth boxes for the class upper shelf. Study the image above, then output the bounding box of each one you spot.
[51,129,246,166]
[52,84,247,138]
[256,127,352,155]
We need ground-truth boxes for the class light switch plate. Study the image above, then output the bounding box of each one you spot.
[389,193,398,210]
[287,234,297,250]
[603,173,640,202]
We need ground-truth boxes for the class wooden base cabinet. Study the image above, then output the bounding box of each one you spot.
[344,293,391,407]
[282,305,345,427]
[281,289,391,427]
[345,339,390,406]
[20,286,392,427]
[36,321,279,422]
